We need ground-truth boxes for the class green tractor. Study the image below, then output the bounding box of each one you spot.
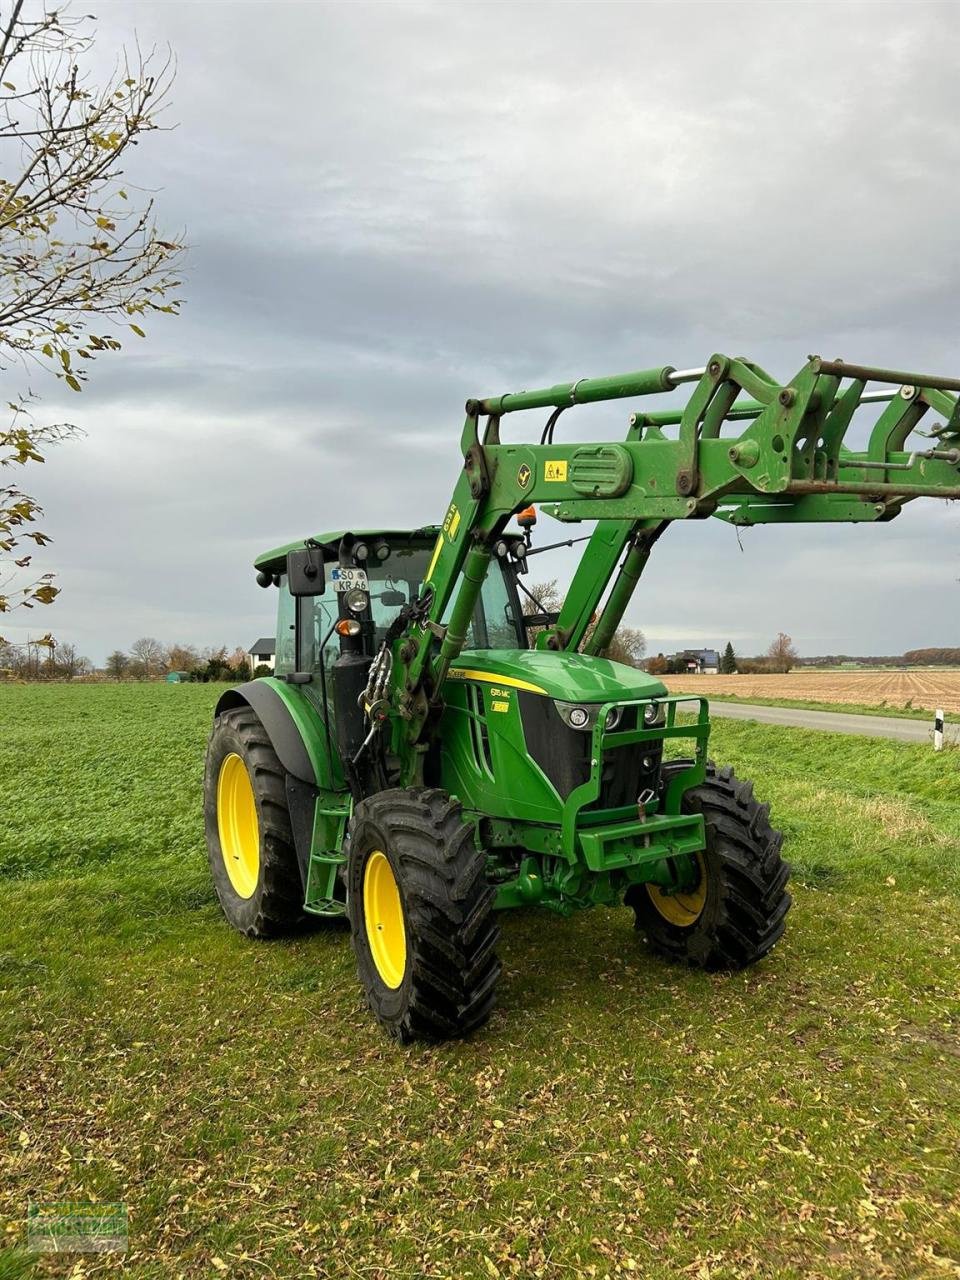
[204,354,960,1041]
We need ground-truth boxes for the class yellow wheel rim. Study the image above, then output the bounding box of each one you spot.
[363,850,406,989]
[646,852,707,927]
[216,752,260,899]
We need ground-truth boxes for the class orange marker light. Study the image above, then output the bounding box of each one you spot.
[336,618,361,637]
[517,505,537,529]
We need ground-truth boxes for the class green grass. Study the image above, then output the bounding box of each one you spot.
[692,691,955,724]
[1,684,959,1279]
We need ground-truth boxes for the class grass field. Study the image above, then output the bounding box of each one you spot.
[1,684,959,1279]
[663,670,960,716]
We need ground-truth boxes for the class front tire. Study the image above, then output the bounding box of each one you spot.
[627,762,791,969]
[204,706,306,937]
[347,787,500,1043]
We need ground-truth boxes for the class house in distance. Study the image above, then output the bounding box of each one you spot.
[248,637,276,673]
[671,648,720,674]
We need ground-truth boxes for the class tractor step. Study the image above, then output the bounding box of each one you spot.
[303,802,350,916]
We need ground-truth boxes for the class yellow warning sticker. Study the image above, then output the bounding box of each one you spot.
[544,460,568,482]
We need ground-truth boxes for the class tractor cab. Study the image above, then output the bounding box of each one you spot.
[254,528,527,684]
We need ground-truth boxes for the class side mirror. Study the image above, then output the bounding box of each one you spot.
[379,590,406,606]
[286,547,325,596]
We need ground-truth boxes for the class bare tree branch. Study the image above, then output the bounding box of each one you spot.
[0,1,182,614]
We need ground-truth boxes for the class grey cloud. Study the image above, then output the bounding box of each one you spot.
[6,0,960,661]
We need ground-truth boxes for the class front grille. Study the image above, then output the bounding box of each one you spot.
[594,735,663,810]
[517,693,662,810]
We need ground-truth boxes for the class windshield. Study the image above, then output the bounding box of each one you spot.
[371,545,522,648]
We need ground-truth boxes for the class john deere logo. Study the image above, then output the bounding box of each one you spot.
[517,463,531,490]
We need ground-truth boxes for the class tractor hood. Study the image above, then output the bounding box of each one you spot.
[448,649,667,703]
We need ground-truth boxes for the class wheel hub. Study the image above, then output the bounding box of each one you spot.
[216,752,260,899]
[645,851,707,927]
[363,850,407,989]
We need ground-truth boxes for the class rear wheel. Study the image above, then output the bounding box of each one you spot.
[204,706,306,937]
[347,787,500,1042]
[627,762,791,969]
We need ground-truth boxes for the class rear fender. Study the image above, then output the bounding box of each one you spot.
[214,678,336,785]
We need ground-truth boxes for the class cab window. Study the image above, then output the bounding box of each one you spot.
[373,545,521,651]
[275,544,523,676]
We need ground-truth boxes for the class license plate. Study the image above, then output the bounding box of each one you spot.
[330,567,369,593]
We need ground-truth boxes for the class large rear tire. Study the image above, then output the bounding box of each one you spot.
[347,787,500,1043]
[627,762,791,969]
[204,706,306,938]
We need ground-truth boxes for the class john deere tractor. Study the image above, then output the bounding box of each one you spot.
[204,354,960,1041]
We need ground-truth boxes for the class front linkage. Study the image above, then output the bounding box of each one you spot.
[203,353,960,1041]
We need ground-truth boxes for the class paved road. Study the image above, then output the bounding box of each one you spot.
[706,700,957,744]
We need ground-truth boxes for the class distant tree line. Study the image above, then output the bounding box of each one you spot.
[794,649,960,667]
[0,636,92,680]
[647,636,960,676]
[0,638,258,682]
[105,640,255,682]
[901,648,960,665]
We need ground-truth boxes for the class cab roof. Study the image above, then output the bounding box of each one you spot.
[254,528,440,574]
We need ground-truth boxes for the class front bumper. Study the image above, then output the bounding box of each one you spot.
[564,694,709,871]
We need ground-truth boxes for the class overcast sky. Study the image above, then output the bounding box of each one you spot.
[5,0,960,664]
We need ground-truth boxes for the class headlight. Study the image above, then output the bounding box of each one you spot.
[555,701,594,730]
[643,701,666,727]
[554,702,623,732]
[344,588,369,614]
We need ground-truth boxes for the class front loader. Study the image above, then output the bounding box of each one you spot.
[204,354,960,1041]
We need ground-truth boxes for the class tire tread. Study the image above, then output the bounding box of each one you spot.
[628,761,791,970]
[347,786,501,1043]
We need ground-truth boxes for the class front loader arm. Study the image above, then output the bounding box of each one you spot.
[394,365,680,731]
[392,355,960,748]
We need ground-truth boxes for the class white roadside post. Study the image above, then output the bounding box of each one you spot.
[934,708,944,752]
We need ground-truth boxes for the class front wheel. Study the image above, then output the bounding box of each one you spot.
[347,787,501,1043]
[627,762,791,969]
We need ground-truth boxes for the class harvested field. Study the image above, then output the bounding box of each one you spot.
[662,669,960,714]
